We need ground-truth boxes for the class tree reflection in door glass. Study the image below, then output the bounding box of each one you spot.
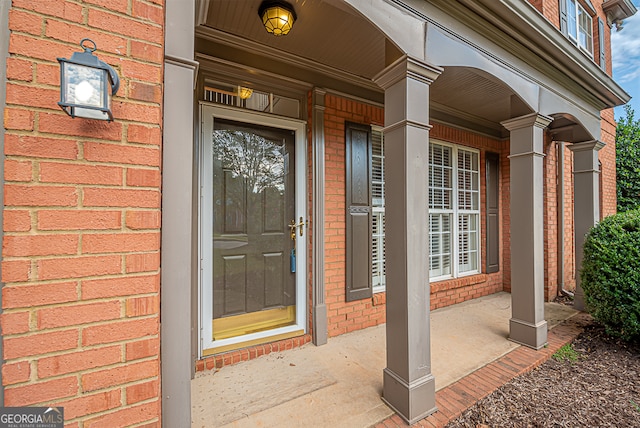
[209,117,297,340]
[213,130,285,194]
[213,130,286,234]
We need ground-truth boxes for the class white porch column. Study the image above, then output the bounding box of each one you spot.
[373,56,442,424]
[569,141,604,311]
[502,113,552,350]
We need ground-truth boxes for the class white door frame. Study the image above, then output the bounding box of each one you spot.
[198,102,308,357]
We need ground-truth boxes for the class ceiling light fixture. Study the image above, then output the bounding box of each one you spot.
[238,86,253,100]
[259,1,297,36]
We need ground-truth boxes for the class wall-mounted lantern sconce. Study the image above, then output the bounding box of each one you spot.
[57,38,120,121]
[259,1,296,36]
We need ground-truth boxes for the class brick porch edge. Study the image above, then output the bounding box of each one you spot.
[374,312,592,428]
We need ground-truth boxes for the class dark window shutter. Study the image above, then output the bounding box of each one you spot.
[486,152,499,274]
[345,122,373,302]
[559,0,568,35]
[598,18,606,71]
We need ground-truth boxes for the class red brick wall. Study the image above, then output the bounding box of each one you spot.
[323,94,386,337]
[501,148,512,293]
[2,1,163,426]
[562,144,577,291]
[543,129,614,301]
[525,0,560,28]
[600,108,617,217]
[543,138,576,299]
[544,135,558,300]
[527,0,544,14]
[320,96,511,333]
[540,0,561,28]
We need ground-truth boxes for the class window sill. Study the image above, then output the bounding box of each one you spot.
[430,273,488,293]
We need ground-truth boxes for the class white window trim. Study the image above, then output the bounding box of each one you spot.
[371,126,386,294]
[566,0,594,55]
[429,140,481,283]
[577,4,593,54]
[567,0,578,41]
[372,206,386,294]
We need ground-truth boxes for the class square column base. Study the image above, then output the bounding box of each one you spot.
[573,288,585,311]
[312,304,328,345]
[509,318,548,349]
[382,368,437,424]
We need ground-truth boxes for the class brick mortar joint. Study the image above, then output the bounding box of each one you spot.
[10,6,164,32]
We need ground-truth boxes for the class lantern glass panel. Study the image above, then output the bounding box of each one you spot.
[63,62,106,108]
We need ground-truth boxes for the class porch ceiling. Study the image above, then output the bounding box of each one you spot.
[430,67,522,138]
[199,0,387,81]
[196,0,526,138]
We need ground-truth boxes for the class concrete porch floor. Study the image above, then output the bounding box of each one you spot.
[191,292,580,427]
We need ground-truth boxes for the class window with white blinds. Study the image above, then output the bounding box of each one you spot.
[371,128,386,291]
[429,142,480,280]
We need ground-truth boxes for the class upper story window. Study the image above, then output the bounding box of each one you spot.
[562,0,594,54]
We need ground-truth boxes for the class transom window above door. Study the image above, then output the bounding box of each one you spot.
[203,80,301,119]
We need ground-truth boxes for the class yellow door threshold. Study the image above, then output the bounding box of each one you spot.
[202,329,305,356]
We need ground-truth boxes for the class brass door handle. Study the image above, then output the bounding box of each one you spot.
[289,217,306,239]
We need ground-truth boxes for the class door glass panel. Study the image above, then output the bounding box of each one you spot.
[211,119,296,340]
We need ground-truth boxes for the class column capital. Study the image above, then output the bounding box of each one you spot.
[373,55,443,89]
[312,87,326,110]
[568,140,605,152]
[501,112,553,132]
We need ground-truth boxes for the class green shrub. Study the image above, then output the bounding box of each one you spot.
[616,105,640,213]
[581,209,640,342]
